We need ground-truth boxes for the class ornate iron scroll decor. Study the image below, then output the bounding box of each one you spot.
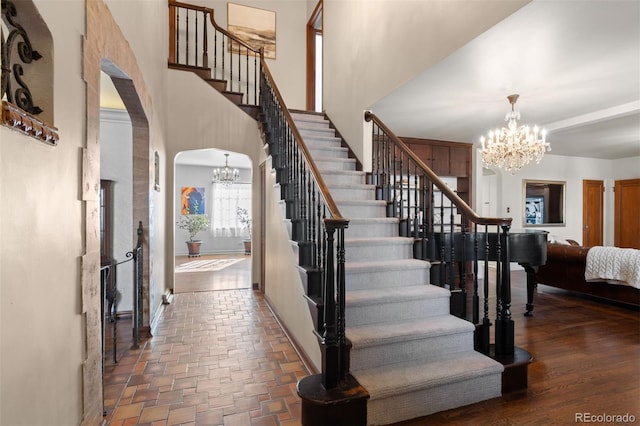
[1,0,58,145]
[2,0,43,115]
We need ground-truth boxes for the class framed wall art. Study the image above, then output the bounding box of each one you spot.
[227,3,276,59]
[181,187,206,215]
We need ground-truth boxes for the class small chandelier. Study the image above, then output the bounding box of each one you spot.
[212,153,240,186]
[480,94,550,173]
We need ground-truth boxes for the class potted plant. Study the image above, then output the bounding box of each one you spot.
[236,206,252,254]
[177,213,210,257]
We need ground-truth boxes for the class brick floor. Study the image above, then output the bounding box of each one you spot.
[103,284,308,425]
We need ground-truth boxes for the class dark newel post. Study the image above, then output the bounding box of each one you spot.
[297,195,367,425]
[335,221,348,381]
[474,227,491,354]
[472,224,479,324]
[495,225,514,356]
[321,223,339,389]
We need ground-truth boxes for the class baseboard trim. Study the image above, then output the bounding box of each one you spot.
[263,294,319,375]
[150,293,171,336]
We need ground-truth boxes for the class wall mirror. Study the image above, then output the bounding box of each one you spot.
[523,179,565,227]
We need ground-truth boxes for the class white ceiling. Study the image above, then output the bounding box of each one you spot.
[370,0,640,160]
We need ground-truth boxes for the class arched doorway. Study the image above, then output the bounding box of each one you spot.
[173,149,253,293]
[83,2,156,418]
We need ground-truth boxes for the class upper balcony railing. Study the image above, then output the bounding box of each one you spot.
[168,1,261,107]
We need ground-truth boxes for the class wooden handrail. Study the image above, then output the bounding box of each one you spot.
[169,0,210,14]
[261,58,347,224]
[365,111,511,227]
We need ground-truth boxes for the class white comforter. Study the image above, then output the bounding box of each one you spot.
[585,246,640,289]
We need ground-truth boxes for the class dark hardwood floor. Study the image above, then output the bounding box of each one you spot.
[400,270,640,425]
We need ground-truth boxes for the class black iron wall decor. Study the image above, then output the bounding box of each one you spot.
[1,0,58,145]
[2,0,43,115]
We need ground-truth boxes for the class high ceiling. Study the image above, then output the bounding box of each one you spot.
[101,1,639,162]
[370,0,640,160]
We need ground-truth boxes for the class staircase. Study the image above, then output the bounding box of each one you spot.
[289,111,503,425]
[167,3,519,422]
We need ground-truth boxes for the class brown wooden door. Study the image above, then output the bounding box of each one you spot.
[614,178,640,249]
[582,180,603,247]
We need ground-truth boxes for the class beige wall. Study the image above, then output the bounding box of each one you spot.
[322,0,530,166]
[0,0,86,423]
[263,158,322,370]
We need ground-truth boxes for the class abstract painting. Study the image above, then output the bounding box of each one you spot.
[181,187,205,215]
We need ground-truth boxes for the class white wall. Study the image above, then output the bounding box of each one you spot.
[475,153,640,246]
[100,108,134,312]
[322,0,530,165]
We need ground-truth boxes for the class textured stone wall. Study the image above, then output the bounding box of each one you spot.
[82,1,154,423]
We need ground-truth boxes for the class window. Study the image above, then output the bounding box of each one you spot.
[211,183,251,237]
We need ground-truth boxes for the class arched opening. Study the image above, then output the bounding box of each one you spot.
[82,2,158,422]
[98,68,134,414]
[174,149,253,293]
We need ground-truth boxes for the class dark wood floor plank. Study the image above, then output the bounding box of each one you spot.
[398,271,640,425]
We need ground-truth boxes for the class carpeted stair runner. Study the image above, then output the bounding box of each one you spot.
[284,111,503,425]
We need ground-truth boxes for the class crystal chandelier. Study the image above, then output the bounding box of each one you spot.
[212,153,240,186]
[480,94,550,173]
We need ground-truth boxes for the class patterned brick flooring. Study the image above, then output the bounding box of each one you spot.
[103,288,308,425]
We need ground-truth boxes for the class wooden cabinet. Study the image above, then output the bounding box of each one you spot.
[449,145,470,177]
[400,137,473,208]
[431,145,450,175]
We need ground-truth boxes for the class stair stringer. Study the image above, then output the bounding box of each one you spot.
[168,63,259,119]
[261,155,322,371]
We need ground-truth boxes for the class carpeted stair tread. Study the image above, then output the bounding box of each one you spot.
[321,169,366,177]
[347,315,473,348]
[334,199,387,206]
[346,284,449,308]
[348,217,399,225]
[345,258,429,272]
[325,183,375,190]
[352,352,504,401]
[344,236,414,246]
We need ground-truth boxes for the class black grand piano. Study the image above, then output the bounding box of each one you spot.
[428,228,548,317]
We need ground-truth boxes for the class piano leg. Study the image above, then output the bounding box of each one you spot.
[522,264,537,316]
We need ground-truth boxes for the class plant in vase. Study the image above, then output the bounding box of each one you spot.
[236,206,252,254]
[177,212,209,257]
